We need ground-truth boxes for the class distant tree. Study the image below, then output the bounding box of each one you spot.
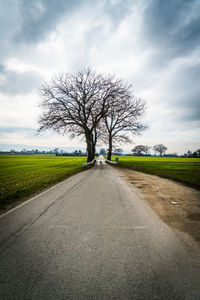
[192,151,197,157]
[100,148,106,155]
[153,144,168,156]
[191,149,200,158]
[113,148,123,155]
[78,150,82,156]
[186,150,192,157]
[74,150,79,156]
[143,145,151,155]
[53,148,59,154]
[132,145,146,155]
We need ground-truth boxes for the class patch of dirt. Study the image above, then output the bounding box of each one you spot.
[121,169,200,243]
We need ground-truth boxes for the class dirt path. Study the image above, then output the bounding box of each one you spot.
[120,168,200,244]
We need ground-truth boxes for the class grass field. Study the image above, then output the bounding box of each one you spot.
[111,156,200,188]
[0,155,87,209]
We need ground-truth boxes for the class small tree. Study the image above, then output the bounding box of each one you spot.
[196,149,200,157]
[153,144,167,156]
[78,150,82,156]
[53,148,59,154]
[143,145,151,155]
[102,91,146,160]
[132,145,146,155]
[99,148,106,155]
[191,149,200,158]
[113,148,123,155]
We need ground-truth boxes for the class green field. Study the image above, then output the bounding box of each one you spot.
[112,156,200,188]
[0,155,87,209]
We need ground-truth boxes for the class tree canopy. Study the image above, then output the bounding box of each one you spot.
[153,144,168,156]
[38,68,146,161]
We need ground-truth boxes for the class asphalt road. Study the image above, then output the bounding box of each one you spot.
[0,156,200,299]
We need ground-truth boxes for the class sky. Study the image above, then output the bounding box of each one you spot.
[0,0,200,154]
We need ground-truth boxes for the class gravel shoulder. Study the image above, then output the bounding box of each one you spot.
[119,168,200,244]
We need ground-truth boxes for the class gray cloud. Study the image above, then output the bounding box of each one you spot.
[142,0,200,61]
[102,0,133,26]
[15,0,82,43]
[134,0,200,128]
[160,61,200,122]
[0,0,133,47]
[0,65,43,95]
[0,1,20,61]
[0,0,83,68]
[0,127,35,134]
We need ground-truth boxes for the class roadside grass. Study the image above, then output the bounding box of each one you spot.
[0,155,87,209]
[111,156,200,188]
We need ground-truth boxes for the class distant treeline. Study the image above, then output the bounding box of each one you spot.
[0,148,199,157]
[184,149,200,158]
[0,151,55,155]
[56,150,86,156]
[0,149,87,156]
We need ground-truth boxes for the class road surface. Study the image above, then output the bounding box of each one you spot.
[0,156,200,299]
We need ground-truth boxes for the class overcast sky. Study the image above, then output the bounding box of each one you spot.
[0,0,199,154]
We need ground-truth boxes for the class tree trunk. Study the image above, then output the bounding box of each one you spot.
[86,131,95,162]
[107,136,112,161]
[92,142,96,159]
[86,142,94,162]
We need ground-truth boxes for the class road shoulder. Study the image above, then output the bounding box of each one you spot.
[119,168,200,246]
[0,166,92,216]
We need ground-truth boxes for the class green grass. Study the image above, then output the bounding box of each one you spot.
[0,155,87,209]
[111,156,200,188]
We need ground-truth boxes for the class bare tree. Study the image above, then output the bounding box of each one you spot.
[144,145,151,155]
[132,145,146,155]
[99,148,106,155]
[38,68,128,162]
[153,144,168,156]
[102,93,146,160]
[113,148,123,155]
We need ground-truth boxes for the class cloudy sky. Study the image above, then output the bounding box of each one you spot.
[0,0,199,154]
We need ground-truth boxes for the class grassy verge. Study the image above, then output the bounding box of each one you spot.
[111,156,200,188]
[0,155,87,209]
